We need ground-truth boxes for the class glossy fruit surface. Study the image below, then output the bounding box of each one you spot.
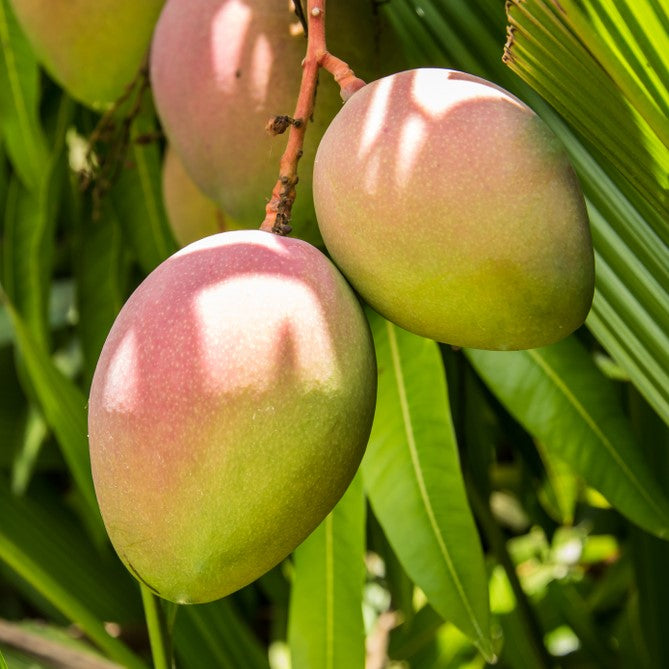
[162,147,227,247]
[313,68,595,350]
[150,0,379,244]
[10,0,164,108]
[88,229,376,603]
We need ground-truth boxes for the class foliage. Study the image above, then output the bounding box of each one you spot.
[0,0,668,667]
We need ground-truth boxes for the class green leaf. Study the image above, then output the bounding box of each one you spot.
[504,0,669,218]
[502,0,669,426]
[535,444,580,526]
[362,312,493,660]
[173,599,269,669]
[141,586,174,669]
[74,199,128,384]
[3,176,52,348]
[0,344,26,466]
[289,473,366,669]
[0,647,6,669]
[111,111,177,274]
[0,0,48,190]
[628,391,669,668]
[10,404,47,495]
[0,294,99,521]
[466,338,669,539]
[2,92,72,349]
[0,484,145,668]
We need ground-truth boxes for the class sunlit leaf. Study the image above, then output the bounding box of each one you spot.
[289,473,365,669]
[362,311,493,659]
[503,0,669,426]
[467,338,669,538]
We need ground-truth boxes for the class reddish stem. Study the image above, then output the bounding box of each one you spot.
[259,0,365,235]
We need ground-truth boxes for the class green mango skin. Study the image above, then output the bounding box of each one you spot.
[10,0,164,109]
[149,0,381,246]
[88,229,376,604]
[162,146,227,248]
[313,69,595,351]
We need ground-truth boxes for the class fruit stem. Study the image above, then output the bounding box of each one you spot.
[259,0,366,235]
[140,584,174,669]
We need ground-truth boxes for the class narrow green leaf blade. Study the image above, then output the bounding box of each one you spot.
[0,647,6,669]
[0,485,145,668]
[466,338,669,538]
[174,599,269,669]
[75,200,127,384]
[0,294,98,519]
[362,312,493,659]
[111,112,177,274]
[0,0,48,190]
[289,473,366,669]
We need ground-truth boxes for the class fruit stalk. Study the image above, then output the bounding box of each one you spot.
[260,0,365,235]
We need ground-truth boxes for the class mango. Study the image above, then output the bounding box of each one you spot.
[9,0,165,109]
[88,229,376,603]
[149,0,380,245]
[162,146,227,247]
[313,68,595,350]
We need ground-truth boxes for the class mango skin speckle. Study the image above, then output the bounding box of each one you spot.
[88,230,376,604]
[313,68,595,350]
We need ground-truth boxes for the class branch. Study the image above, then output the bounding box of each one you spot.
[260,0,366,235]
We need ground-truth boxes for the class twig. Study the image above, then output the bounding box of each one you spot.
[80,57,155,219]
[259,0,366,235]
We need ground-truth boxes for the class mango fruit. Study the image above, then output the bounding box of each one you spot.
[313,68,595,350]
[149,0,380,244]
[9,0,165,109]
[88,229,376,603]
[162,146,227,247]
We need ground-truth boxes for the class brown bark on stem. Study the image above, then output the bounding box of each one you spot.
[259,0,365,235]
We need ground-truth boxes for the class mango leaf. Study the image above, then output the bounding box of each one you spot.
[111,110,177,274]
[289,473,366,669]
[0,344,25,466]
[173,599,269,669]
[0,0,48,190]
[534,441,579,526]
[3,176,52,348]
[10,404,47,495]
[0,293,99,521]
[628,391,669,667]
[466,338,669,539]
[74,199,127,384]
[0,484,145,668]
[362,311,493,660]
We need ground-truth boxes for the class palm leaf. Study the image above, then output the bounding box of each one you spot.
[503,0,669,425]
